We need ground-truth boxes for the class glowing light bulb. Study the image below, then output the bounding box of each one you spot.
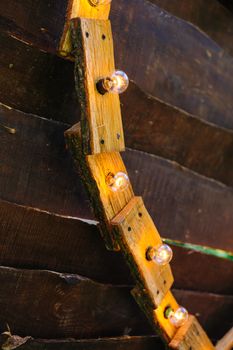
[97,70,129,95]
[168,307,189,328]
[146,244,173,265]
[106,172,129,192]
[88,0,112,6]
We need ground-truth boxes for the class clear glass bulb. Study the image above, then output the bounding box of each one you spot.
[169,307,189,328]
[146,244,173,265]
[102,70,129,94]
[88,0,112,6]
[106,172,129,192]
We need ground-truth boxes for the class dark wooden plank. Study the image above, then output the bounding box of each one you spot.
[148,0,233,56]
[1,199,232,295]
[0,267,150,339]
[0,31,79,124]
[122,83,233,187]
[110,0,233,129]
[1,1,233,129]
[0,267,231,340]
[0,0,67,52]
[0,335,164,350]
[1,105,233,251]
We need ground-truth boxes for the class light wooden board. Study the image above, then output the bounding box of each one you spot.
[216,327,233,350]
[154,291,179,340]
[71,18,125,154]
[169,315,215,350]
[59,0,111,56]
[111,197,173,307]
[87,152,134,221]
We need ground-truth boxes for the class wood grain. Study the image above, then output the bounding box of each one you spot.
[169,315,215,350]
[0,266,231,340]
[59,0,110,57]
[216,327,233,350]
[1,199,233,295]
[148,0,233,56]
[1,2,233,131]
[0,335,164,350]
[1,106,233,252]
[71,18,124,154]
[112,197,173,307]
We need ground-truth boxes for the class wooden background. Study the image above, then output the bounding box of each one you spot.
[0,0,233,348]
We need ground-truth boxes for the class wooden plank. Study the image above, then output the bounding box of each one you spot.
[1,106,233,252]
[110,0,233,129]
[59,0,111,57]
[112,197,173,307]
[0,335,164,350]
[0,267,151,339]
[71,18,125,154]
[169,315,215,350]
[1,199,233,295]
[216,327,233,350]
[87,152,134,220]
[122,83,233,187]
[66,124,133,249]
[148,0,233,56]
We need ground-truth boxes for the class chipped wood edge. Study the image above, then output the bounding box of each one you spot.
[64,123,119,251]
[58,0,111,59]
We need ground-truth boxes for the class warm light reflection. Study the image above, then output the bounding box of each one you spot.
[97,70,129,94]
[106,172,129,192]
[167,307,189,328]
[146,244,173,265]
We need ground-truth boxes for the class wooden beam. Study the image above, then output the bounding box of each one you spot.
[112,197,173,307]
[216,327,233,350]
[169,315,215,349]
[71,18,125,154]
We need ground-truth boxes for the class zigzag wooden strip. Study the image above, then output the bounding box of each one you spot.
[111,197,173,308]
[71,18,125,154]
[169,315,215,350]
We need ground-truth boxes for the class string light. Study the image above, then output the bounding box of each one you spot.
[106,172,129,192]
[165,306,189,328]
[97,70,129,95]
[146,244,173,265]
[88,0,112,6]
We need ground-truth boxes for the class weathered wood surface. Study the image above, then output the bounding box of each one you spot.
[122,84,233,187]
[1,105,233,252]
[0,266,231,340]
[1,1,233,130]
[149,0,233,56]
[0,33,233,186]
[216,327,233,350]
[1,199,232,295]
[0,335,164,350]
[169,315,215,350]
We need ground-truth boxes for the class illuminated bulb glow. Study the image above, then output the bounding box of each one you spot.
[88,0,112,6]
[97,70,129,95]
[106,172,129,192]
[166,307,189,328]
[146,244,173,265]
